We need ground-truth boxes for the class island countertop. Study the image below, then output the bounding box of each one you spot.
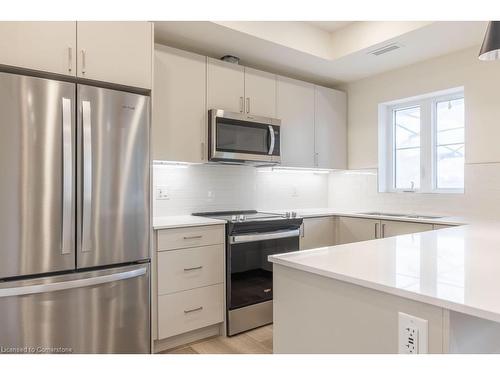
[269,223,500,323]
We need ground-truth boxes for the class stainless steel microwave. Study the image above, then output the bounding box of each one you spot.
[208,109,281,164]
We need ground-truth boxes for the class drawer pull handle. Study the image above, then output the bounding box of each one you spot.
[184,266,203,271]
[264,288,272,293]
[184,306,203,314]
[183,235,203,240]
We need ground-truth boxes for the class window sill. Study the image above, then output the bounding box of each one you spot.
[379,189,465,195]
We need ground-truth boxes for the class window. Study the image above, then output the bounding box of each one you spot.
[379,88,464,193]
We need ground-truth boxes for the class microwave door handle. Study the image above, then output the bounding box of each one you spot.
[268,125,275,155]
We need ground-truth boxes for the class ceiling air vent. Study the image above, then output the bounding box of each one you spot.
[369,43,403,56]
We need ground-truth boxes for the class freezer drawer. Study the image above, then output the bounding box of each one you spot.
[0,263,150,354]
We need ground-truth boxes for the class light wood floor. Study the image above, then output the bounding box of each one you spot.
[160,325,273,354]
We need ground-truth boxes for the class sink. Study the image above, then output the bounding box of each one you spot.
[403,214,443,220]
[358,212,406,217]
[358,212,443,220]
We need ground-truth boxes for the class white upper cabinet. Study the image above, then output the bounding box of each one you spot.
[244,67,277,118]
[207,57,245,113]
[277,75,315,168]
[0,22,76,76]
[153,45,207,163]
[76,22,153,89]
[314,86,347,169]
[207,58,277,117]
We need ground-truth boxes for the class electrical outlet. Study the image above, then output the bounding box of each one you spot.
[156,186,169,200]
[398,312,428,354]
[207,190,215,201]
[402,326,418,354]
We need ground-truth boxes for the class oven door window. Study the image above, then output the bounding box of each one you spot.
[216,117,271,155]
[228,237,298,310]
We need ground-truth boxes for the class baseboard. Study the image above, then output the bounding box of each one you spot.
[154,323,223,353]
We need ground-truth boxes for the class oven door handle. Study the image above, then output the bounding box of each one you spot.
[230,229,300,244]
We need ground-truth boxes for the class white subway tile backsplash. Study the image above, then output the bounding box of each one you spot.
[328,163,500,219]
[153,164,329,217]
[154,162,500,220]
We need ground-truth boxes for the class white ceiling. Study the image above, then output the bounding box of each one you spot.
[305,21,354,33]
[154,21,488,87]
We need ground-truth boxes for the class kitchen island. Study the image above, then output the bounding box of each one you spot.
[269,223,500,353]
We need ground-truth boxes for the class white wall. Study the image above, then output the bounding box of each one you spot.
[344,46,500,169]
[153,164,329,217]
[328,45,500,219]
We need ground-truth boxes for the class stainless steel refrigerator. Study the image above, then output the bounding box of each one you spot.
[0,72,151,354]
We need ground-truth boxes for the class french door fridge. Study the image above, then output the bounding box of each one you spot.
[0,72,150,353]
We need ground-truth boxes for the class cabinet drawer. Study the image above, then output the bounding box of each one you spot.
[157,225,224,251]
[157,244,224,295]
[158,284,224,339]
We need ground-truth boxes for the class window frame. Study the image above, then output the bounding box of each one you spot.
[379,88,465,194]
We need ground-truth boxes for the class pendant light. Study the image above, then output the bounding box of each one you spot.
[479,21,500,61]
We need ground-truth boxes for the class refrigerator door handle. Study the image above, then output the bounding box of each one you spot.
[62,97,73,255]
[82,100,92,252]
[0,267,147,298]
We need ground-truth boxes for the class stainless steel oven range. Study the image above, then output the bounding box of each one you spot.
[193,210,302,336]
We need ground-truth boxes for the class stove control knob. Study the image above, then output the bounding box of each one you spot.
[238,215,246,221]
[285,212,291,218]
[231,215,237,221]
[291,211,297,218]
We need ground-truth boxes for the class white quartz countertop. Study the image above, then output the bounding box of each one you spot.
[269,223,500,323]
[262,208,469,226]
[153,215,226,230]
[153,208,473,230]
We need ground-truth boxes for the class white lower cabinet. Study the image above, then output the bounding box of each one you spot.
[157,225,224,251]
[157,244,224,295]
[299,216,336,250]
[337,217,380,244]
[338,216,435,244]
[155,224,225,342]
[380,220,433,238]
[158,284,224,339]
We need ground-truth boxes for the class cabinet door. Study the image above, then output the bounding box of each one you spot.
[0,21,76,76]
[244,67,276,118]
[314,86,347,169]
[380,220,433,238]
[337,217,380,244]
[299,216,336,250]
[277,76,315,168]
[207,57,244,113]
[76,21,153,89]
[153,45,206,163]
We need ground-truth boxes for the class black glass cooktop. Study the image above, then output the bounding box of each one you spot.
[192,210,285,223]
